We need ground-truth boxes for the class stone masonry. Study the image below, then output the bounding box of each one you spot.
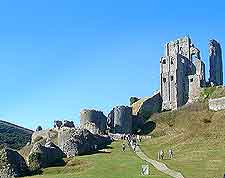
[209,96,225,111]
[107,106,133,134]
[209,39,223,86]
[160,36,206,110]
[80,109,107,134]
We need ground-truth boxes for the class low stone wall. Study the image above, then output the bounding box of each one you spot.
[209,97,225,111]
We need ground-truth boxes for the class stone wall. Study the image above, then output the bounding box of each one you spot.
[108,106,133,134]
[160,36,206,110]
[209,39,223,86]
[80,109,107,134]
[209,97,225,111]
[131,92,162,119]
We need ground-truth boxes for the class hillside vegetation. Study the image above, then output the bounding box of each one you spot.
[140,98,225,178]
[0,120,33,149]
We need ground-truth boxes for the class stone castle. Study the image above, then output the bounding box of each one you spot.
[80,36,223,134]
[160,36,223,110]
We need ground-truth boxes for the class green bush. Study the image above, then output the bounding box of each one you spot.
[129,97,139,105]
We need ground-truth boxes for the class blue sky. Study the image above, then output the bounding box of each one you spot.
[0,0,224,129]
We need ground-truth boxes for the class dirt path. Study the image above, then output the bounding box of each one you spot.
[131,144,184,178]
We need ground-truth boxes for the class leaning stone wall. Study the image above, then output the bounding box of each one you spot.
[80,109,107,134]
[131,92,162,119]
[209,97,225,111]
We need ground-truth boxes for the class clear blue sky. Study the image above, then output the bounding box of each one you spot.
[0,0,224,129]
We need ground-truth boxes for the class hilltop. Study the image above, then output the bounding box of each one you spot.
[0,120,33,149]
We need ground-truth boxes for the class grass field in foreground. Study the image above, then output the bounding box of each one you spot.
[26,141,170,178]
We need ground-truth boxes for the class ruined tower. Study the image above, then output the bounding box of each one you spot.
[160,36,205,110]
[209,39,223,86]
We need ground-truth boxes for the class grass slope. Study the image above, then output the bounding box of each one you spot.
[0,120,33,149]
[140,101,225,178]
[27,141,171,178]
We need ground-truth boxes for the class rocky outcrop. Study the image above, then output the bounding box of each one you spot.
[0,148,30,178]
[107,106,133,134]
[58,128,112,157]
[80,109,107,134]
[28,142,65,171]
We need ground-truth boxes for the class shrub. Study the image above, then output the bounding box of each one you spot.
[130,97,140,105]
[36,126,43,132]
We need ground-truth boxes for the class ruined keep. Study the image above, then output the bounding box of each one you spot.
[80,109,107,134]
[107,106,133,134]
[160,36,206,110]
[209,39,223,86]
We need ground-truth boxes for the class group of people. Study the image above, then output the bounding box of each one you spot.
[121,134,142,152]
[120,134,174,161]
[157,149,174,160]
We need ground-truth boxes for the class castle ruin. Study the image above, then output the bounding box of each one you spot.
[160,37,223,111]
[209,39,223,86]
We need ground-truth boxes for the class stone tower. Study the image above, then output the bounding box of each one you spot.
[160,36,205,110]
[80,109,107,134]
[107,106,133,134]
[209,39,223,86]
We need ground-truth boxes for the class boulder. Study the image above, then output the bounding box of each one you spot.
[58,128,112,157]
[0,148,29,178]
[28,142,65,171]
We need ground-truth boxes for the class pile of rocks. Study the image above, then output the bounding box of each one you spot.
[58,128,112,157]
[28,142,65,172]
[0,148,30,178]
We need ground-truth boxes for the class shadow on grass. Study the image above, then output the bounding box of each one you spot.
[79,145,113,156]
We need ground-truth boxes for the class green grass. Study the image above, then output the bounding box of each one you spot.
[200,86,225,100]
[141,102,225,178]
[26,141,171,178]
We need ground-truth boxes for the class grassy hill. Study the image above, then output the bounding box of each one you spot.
[140,100,225,178]
[26,141,171,178]
[0,120,33,149]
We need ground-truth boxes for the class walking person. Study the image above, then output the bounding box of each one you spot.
[159,150,164,160]
[168,149,173,159]
[122,143,126,152]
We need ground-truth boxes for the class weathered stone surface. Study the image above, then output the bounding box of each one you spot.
[28,142,65,171]
[0,148,29,178]
[58,128,112,157]
[209,97,225,111]
[209,39,223,86]
[31,129,58,143]
[80,109,107,134]
[131,92,162,119]
[107,106,133,134]
[160,36,206,110]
